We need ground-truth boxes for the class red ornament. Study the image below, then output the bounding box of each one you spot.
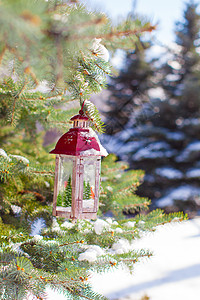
[50,109,107,221]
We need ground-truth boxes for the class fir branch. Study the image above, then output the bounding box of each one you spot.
[0,45,6,66]
[70,24,156,41]
[11,80,28,125]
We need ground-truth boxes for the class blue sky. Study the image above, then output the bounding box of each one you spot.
[81,0,187,44]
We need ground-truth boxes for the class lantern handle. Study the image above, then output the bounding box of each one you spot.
[79,100,86,115]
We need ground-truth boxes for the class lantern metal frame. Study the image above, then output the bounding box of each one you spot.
[50,109,107,221]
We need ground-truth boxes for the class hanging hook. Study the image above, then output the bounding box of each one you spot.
[79,100,86,115]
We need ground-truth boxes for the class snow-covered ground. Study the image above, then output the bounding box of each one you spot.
[47,218,200,300]
[91,218,200,300]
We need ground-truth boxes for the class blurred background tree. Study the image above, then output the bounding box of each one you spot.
[0,1,185,300]
[100,1,200,218]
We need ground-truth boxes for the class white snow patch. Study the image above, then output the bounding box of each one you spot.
[51,218,61,232]
[176,141,200,162]
[94,219,111,235]
[115,227,123,234]
[9,242,25,254]
[106,186,113,192]
[155,167,183,179]
[0,148,11,160]
[157,185,200,207]
[83,199,94,209]
[9,154,29,164]
[44,181,50,188]
[186,168,200,179]
[125,221,136,228]
[91,218,200,300]
[46,219,200,300]
[61,221,75,229]
[186,141,200,151]
[167,60,182,70]
[78,245,105,263]
[78,250,97,263]
[106,217,114,224]
[166,131,185,141]
[11,205,22,214]
[91,38,109,62]
[32,235,43,242]
[166,74,181,81]
[80,128,108,157]
[148,87,166,100]
[112,239,131,254]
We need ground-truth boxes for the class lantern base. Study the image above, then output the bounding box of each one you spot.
[54,207,97,220]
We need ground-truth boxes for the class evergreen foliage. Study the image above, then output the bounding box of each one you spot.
[57,192,63,207]
[0,1,187,299]
[83,181,92,200]
[102,1,200,216]
[63,176,72,207]
[0,0,155,134]
[104,41,154,134]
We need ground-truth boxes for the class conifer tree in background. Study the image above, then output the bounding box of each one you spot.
[104,41,154,135]
[63,176,72,207]
[57,192,63,206]
[0,1,186,299]
[102,1,200,216]
[86,181,91,200]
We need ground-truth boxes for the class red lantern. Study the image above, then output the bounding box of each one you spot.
[50,109,107,221]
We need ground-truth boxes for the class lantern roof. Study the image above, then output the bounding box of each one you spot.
[50,128,107,156]
[70,109,89,121]
[50,109,108,156]
[70,114,89,121]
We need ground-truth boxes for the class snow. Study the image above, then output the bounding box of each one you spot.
[106,186,113,192]
[165,131,185,141]
[167,60,181,70]
[31,218,46,236]
[157,185,200,208]
[45,218,200,300]
[94,219,111,235]
[155,167,183,179]
[85,128,108,156]
[185,141,200,152]
[133,149,175,161]
[111,239,132,255]
[165,74,181,81]
[56,206,71,212]
[125,221,136,228]
[83,199,95,209]
[11,204,22,214]
[92,38,109,62]
[0,148,10,160]
[181,118,200,127]
[186,168,200,179]
[115,227,123,234]
[176,141,200,162]
[131,142,177,161]
[61,220,75,229]
[78,245,105,263]
[32,234,43,241]
[147,87,166,100]
[91,218,200,300]
[9,154,29,164]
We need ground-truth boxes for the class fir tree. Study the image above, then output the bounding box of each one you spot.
[0,1,186,299]
[57,192,63,207]
[104,40,154,134]
[63,176,72,207]
[86,181,92,200]
[83,180,91,200]
[103,2,200,216]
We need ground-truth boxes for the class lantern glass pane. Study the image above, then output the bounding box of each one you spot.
[81,157,97,211]
[56,155,74,212]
